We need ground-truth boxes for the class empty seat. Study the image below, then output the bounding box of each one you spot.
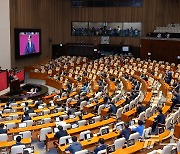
[114,137,126,150]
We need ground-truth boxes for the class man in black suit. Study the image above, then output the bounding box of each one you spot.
[4,102,12,109]
[0,123,7,134]
[152,108,165,132]
[94,138,107,154]
[24,35,36,55]
[13,136,24,146]
[27,106,34,113]
[22,111,31,122]
[54,125,68,141]
[118,123,131,141]
[136,102,145,115]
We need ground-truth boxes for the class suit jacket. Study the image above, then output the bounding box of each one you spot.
[54,130,68,140]
[0,128,7,134]
[120,128,131,140]
[65,142,82,154]
[94,144,107,154]
[155,113,165,124]
[13,142,23,146]
[25,42,36,55]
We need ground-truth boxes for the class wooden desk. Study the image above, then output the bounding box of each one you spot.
[121,108,137,122]
[46,118,116,151]
[174,123,180,139]
[113,130,171,154]
[57,131,119,154]
[0,138,31,149]
[142,92,152,106]
[83,98,104,112]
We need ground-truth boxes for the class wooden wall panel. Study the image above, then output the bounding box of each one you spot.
[9,0,180,68]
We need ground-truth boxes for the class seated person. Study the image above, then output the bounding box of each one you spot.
[13,136,24,146]
[94,138,107,154]
[152,108,165,132]
[27,106,34,113]
[56,117,66,126]
[4,102,12,109]
[0,123,7,134]
[23,102,29,112]
[65,136,82,154]
[54,125,68,141]
[132,120,145,137]
[136,102,145,115]
[22,111,31,122]
[67,109,75,119]
[35,98,43,108]
[108,103,117,115]
[118,123,131,141]
[170,90,180,111]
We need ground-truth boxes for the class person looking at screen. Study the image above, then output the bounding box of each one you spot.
[25,35,35,55]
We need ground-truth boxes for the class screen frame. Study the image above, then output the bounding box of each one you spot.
[14,28,41,59]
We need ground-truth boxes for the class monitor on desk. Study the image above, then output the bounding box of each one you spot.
[54,127,59,133]
[85,133,91,140]
[130,120,135,126]
[116,124,123,130]
[101,128,109,135]
[55,117,60,122]
[19,122,27,128]
[127,139,135,147]
[69,114,75,119]
[88,119,95,124]
[71,123,79,129]
[66,138,73,144]
[107,144,115,153]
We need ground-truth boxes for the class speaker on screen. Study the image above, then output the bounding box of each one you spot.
[14,28,41,59]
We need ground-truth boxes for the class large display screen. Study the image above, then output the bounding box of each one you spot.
[15,29,41,59]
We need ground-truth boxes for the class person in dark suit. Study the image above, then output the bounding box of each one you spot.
[152,108,165,132]
[21,111,31,122]
[94,138,107,154]
[13,136,23,146]
[108,103,117,115]
[27,106,34,113]
[118,123,131,140]
[0,123,7,134]
[4,102,12,109]
[136,102,145,116]
[65,136,82,154]
[24,35,36,55]
[54,125,68,141]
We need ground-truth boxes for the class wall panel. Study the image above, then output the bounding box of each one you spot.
[10,0,180,68]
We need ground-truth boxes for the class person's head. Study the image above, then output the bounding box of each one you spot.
[158,108,163,114]
[0,123,4,129]
[124,123,129,128]
[78,114,82,120]
[25,102,28,107]
[28,35,32,42]
[58,125,63,131]
[16,136,22,143]
[24,111,29,116]
[98,138,105,145]
[6,102,10,107]
[59,117,63,121]
[137,102,142,107]
[72,136,77,142]
[138,120,144,126]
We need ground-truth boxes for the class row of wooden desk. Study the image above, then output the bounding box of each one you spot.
[46,117,116,151]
